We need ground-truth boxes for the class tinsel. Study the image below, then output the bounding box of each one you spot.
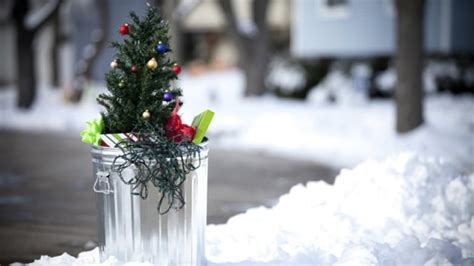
[112,123,202,214]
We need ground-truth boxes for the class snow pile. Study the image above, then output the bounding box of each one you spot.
[375,67,396,92]
[24,248,152,266]
[26,153,474,265]
[307,69,362,105]
[206,153,474,265]
[266,57,306,93]
[375,59,470,94]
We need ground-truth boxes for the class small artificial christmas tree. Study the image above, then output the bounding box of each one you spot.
[100,9,183,135]
[81,7,213,214]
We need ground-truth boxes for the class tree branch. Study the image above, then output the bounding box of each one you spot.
[24,0,62,33]
[75,0,109,82]
[253,0,269,30]
[217,0,247,47]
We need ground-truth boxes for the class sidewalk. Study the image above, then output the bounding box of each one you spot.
[0,130,337,264]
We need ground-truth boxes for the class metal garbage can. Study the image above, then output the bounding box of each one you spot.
[91,141,209,265]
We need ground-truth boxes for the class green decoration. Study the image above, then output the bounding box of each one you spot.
[80,117,104,146]
[192,109,215,144]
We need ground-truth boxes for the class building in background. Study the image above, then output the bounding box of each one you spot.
[291,0,474,58]
[180,0,291,68]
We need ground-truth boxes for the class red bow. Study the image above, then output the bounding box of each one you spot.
[164,99,196,142]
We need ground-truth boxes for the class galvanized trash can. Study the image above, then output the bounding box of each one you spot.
[91,141,209,265]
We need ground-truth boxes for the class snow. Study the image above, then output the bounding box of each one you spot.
[375,60,466,94]
[19,248,152,266]
[180,69,474,171]
[1,68,473,172]
[308,69,365,104]
[24,153,474,265]
[2,68,474,264]
[0,87,100,132]
[205,154,474,265]
[266,57,306,93]
[375,67,396,92]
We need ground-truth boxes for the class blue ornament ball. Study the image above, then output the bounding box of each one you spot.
[163,92,173,102]
[155,42,167,54]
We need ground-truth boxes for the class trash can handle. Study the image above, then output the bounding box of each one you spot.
[94,171,113,195]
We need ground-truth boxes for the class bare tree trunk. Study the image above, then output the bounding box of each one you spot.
[395,0,425,133]
[52,10,61,87]
[72,0,108,101]
[247,0,269,96]
[218,0,270,96]
[12,0,63,109]
[13,1,36,108]
[75,0,108,80]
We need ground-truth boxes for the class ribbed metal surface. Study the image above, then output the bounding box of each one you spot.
[91,143,208,265]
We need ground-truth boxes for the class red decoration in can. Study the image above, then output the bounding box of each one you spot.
[165,98,195,142]
[179,125,196,142]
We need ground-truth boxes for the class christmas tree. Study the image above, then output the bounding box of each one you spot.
[81,7,213,214]
[99,8,185,136]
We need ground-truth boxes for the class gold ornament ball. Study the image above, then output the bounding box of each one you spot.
[146,58,158,70]
[118,81,124,88]
[110,59,118,69]
[142,110,151,120]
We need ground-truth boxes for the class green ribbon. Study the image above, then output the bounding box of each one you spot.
[80,117,104,146]
[191,109,214,144]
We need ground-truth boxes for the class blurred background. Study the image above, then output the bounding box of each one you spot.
[0,0,473,264]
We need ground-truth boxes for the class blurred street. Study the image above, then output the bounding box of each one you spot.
[0,130,337,264]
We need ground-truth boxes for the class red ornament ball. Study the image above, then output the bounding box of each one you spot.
[119,23,129,35]
[172,63,181,75]
[131,65,138,73]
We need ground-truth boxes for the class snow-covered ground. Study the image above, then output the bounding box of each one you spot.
[1,68,473,172]
[25,153,474,265]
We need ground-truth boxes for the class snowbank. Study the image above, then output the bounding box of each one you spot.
[206,153,474,265]
[1,69,473,172]
[25,153,473,265]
